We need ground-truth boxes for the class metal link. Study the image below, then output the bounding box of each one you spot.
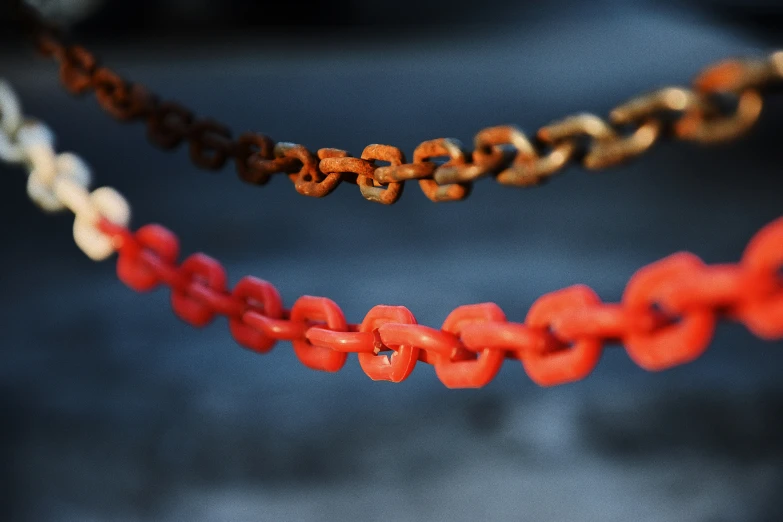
[146,102,194,149]
[188,119,234,170]
[372,161,435,183]
[15,3,783,204]
[357,145,406,204]
[234,131,276,184]
[317,149,376,186]
[693,53,783,94]
[538,113,660,170]
[671,55,779,143]
[473,125,571,187]
[292,146,341,197]
[675,90,763,143]
[91,67,155,121]
[610,87,703,126]
[413,138,470,202]
[58,45,98,95]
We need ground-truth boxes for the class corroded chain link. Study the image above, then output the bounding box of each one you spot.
[14,2,783,203]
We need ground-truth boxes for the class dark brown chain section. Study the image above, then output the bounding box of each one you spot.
[14,2,783,204]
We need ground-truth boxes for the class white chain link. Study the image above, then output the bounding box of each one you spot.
[0,79,131,260]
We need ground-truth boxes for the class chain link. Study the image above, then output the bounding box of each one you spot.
[14,3,783,204]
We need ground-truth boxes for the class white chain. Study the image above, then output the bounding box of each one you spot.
[0,79,131,260]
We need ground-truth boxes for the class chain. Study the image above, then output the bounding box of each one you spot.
[94,218,783,387]
[2,79,782,388]
[0,79,130,260]
[13,2,783,204]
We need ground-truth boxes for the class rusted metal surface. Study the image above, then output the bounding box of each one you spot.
[13,2,783,204]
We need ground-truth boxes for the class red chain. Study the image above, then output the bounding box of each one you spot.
[98,217,783,388]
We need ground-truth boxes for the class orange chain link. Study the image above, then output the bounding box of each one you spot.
[15,2,783,204]
[98,217,783,388]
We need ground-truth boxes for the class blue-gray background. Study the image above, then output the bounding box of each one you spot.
[1,1,783,521]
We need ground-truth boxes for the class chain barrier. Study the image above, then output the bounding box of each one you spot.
[2,80,781,388]
[13,2,783,204]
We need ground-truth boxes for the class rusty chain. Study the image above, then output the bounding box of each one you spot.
[13,2,783,204]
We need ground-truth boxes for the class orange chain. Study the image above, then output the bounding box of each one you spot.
[98,217,783,388]
[15,2,783,204]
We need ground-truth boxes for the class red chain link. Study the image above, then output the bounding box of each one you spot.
[98,217,783,388]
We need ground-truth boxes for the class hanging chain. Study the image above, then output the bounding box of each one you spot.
[99,217,783,388]
[13,2,783,204]
[2,78,782,388]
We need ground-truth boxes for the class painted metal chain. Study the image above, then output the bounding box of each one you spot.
[13,2,783,204]
[0,80,130,260]
[2,80,781,388]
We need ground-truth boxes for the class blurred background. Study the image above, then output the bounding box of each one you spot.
[1,0,783,521]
